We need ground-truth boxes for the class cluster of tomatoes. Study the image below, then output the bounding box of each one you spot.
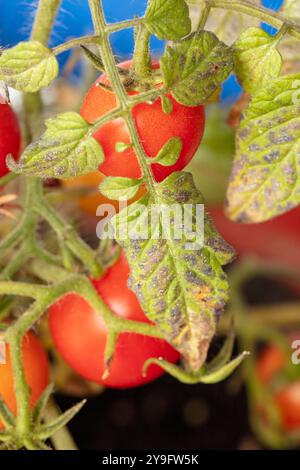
[0,58,206,428]
[1,53,300,440]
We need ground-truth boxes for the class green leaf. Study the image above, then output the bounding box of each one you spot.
[37,400,86,441]
[206,321,235,371]
[160,31,234,106]
[151,137,182,166]
[234,27,283,94]
[226,74,300,223]
[0,41,59,92]
[112,171,235,370]
[198,351,249,384]
[8,112,104,179]
[99,176,143,201]
[143,351,248,383]
[115,142,132,153]
[161,95,173,114]
[80,45,104,73]
[32,384,54,425]
[145,0,191,41]
[0,394,15,428]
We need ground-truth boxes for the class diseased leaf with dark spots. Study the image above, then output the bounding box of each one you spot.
[0,41,58,92]
[160,31,234,106]
[111,172,235,371]
[8,112,104,179]
[226,74,300,223]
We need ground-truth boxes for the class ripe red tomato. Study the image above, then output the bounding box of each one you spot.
[210,205,300,272]
[257,344,300,432]
[0,95,21,177]
[80,61,205,183]
[0,331,49,428]
[49,253,180,388]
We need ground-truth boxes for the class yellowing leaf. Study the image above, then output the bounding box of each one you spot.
[145,0,191,40]
[226,74,300,223]
[160,31,233,106]
[0,41,58,92]
[234,27,282,94]
[9,113,104,179]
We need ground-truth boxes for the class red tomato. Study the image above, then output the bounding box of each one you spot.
[210,205,300,272]
[0,95,21,177]
[0,331,49,428]
[49,253,180,388]
[257,344,300,432]
[275,382,300,431]
[80,61,205,183]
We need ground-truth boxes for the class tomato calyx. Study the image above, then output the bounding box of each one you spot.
[94,59,163,95]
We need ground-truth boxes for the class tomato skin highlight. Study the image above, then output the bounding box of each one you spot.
[49,254,180,388]
[256,344,300,433]
[0,331,49,428]
[80,61,205,183]
[0,96,21,177]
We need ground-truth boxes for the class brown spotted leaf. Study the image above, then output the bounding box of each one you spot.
[7,112,104,179]
[111,172,235,371]
[0,41,58,92]
[226,74,300,223]
[160,31,234,106]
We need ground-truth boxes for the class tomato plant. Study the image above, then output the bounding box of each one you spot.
[49,253,180,388]
[0,331,49,428]
[0,0,299,452]
[257,344,300,432]
[81,61,205,183]
[0,95,21,178]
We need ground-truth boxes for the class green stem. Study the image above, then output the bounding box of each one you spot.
[197,2,212,30]
[5,330,31,436]
[204,0,300,40]
[0,281,46,298]
[53,35,102,55]
[43,399,78,451]
[0,224,24,257]
[35,196,103,278]
[133,25,152,84]
[0,244,30,280]
[8,0,63,442]
[30,0,62,45]
[88,0,156,193]
[0,173,18,188]
[105,17,143,34]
